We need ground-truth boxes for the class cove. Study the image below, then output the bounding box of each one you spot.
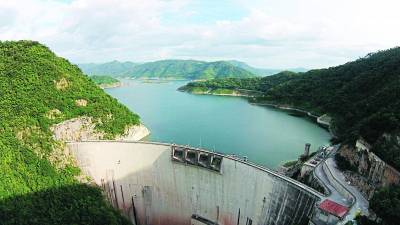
[105,79,331,169]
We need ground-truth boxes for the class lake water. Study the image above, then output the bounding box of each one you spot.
[106,80,331,169]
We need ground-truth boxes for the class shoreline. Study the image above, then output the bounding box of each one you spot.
[182,90,250,97]
[99,81,122,89]
[250,102,319,118]
[251,102,336,138]
[182,88,335,137]
[179,88,262,97]
[117,123,151,141]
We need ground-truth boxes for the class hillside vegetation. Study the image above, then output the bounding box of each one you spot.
[79,59,256,79]
[90,75,121,88]
[90,75,119,85]
[228,60,308,76]
[78,60,137,76]
[126,59,255,79]
[0,41,140,224]
[182,48,400,170]
[180,71,298,92]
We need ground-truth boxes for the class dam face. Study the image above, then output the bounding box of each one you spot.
[68,141,322,225]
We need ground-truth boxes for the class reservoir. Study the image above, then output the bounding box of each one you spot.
[106,79,330,169]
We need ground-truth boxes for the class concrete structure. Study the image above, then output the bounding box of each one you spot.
[316,115,332,128]
[304,143,311,157]
[310,199,349,225]
[68,141,325,225]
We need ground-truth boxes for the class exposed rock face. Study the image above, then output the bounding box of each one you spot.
[46,109,62,119]
[98,82,122,89]
[116,123,150,141]
[50,116,150,142]
[54,77,69,90]
[51,117,104,141]
[50,117,149,182]
[75,99,88,107]
[339,140,400,199]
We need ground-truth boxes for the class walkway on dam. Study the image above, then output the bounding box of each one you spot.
[314,146,369,224]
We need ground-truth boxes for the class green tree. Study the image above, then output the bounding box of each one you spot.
[370,185,400,225]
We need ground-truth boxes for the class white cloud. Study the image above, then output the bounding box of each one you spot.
[0,0,399,68]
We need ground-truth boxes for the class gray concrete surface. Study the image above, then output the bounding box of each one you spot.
[68,140,324,225]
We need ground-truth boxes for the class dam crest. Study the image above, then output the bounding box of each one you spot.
[68,141,325,225]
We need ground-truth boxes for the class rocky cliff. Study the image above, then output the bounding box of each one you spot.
[339,139,400,199]
[51,117,150,142]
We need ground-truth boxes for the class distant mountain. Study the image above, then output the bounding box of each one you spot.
[78,59,256,79]
[227,60,308,76]
[78,60,138,76]
[125,59,255,79]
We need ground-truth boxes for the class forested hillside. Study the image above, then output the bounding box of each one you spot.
[228,60,308,76]
[182,48,400,171]
[0,41,139,224]
[78,60,138,76]
[180,71,298,92]
[79,59,256,79]
[126,59,255,79]
[90,75,120,85]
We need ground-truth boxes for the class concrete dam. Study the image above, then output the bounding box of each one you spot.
[68,141,324,225]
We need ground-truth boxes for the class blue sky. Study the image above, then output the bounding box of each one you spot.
[1,0,400,69]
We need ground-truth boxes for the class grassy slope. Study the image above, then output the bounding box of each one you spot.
[0,40,139,224]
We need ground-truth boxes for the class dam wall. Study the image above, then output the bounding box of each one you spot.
[68,141,323,225]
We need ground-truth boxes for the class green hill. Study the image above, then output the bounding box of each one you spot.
[182,48,400,170]
[180,71,298,92]
[90,75,119,85]
[227,60,309,76]
[79,59,256,79]
[0,41,140,224]
[78,60,138,76]
[127,59,255,79]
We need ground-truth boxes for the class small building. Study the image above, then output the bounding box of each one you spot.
[309,199,349,225]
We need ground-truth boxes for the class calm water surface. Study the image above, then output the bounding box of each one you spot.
[106,80,330,169]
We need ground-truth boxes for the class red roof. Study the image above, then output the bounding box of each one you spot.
[318,199,349,218]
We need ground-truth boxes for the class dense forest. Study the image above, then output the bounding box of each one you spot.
[79,59,257,79]
[0,41,139,224]
[90,75,120,85]
[127,60,256,79]
[228,60,308,76]
[180,71,298,92]
[182,48,400,172]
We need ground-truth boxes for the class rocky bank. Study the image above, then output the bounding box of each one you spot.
[51,116,150,142]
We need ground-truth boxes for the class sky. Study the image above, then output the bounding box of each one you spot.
[1,0,400,69]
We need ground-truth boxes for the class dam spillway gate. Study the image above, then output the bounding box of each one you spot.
[68,141,324,225]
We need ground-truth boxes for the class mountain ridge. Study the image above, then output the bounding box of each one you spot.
[80,59,256,79]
